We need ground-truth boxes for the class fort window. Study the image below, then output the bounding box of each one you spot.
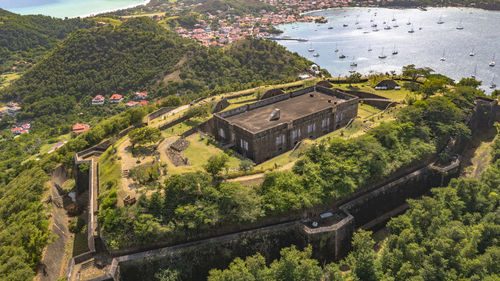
[276,134,285,145]
[321,117,330,128]
[240,139,249,151]
[307,123,316,134]
[219,128,225,138]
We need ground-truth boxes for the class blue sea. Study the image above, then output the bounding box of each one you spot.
[0,0,148,18]
[276,7,500,93]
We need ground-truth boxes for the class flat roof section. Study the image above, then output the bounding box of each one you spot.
[225,91,345,133]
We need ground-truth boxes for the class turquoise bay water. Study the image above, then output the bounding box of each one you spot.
[276,7,500,93]
[0,0,148,18]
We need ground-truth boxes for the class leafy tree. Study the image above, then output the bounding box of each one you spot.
[128,126,162,149]
[402,64,433,81]
[346,72,362,84]
[155,268,181,281]
[348,230,378,281]
[420,77,446,98]
[238,159,253,171]
[457,77,482,88]
[203,154,229,178]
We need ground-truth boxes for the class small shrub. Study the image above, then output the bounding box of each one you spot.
[68,217,85,233]
[62,179,76,193]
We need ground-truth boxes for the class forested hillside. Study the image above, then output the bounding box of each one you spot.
[1,16,313,130]
[0,8,94,73]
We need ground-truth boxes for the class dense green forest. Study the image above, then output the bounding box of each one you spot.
[0,167,51,280]
[204,124,500,281]
[0,8,94,73]
[97,83,479,250]
[1,16,312,131]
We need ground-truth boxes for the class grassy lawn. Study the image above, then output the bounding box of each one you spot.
[161,115,212,137]
[332,81,411,102]
[99,140,123,193]
[358,103,381,119]
[0,72,20,89]
[167,133,242,175]
[38,133,72,155]
[88,17,122,26]
[227,94,258,103]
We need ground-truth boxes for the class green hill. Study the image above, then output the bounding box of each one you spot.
[1,17,315,129]
[0,8,94,73]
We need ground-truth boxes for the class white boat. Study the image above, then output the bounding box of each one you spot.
[490,75,496,89]
[406,18,411,25]
[440,49,446,61]
[379,47,387,59]
[339,51,346,59]
[313,53,319,57]
[408,25,414,33]
[350,57,357,67]
[392,14,396,21]
[392,45,398,55]
[471,64,477,78]
[437,15,444,24]
[489,54,496,67]
[469,48,475,56]
[368,44,372,52]
[456,19,464,30]
[371,23,377,28]
[384,25,391,30]
[334,44,339,52]
[343,23,348,27]
[393,21,399,28]
[308,43,314,52]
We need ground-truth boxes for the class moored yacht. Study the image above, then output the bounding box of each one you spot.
[489,54,496,67]
[392,45,398,55]
[379,47,387,59]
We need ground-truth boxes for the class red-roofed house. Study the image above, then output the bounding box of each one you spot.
[110,94,123,103]
[92,95,105,105]
[11,127,22,135]
[135,91,148,100]
[72,123,90,134]
[21,123,31,130]
[139,100,148,106]
[126,101,139,108]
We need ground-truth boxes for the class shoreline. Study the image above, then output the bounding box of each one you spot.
[4,0,151,19]
[77,0,151,19]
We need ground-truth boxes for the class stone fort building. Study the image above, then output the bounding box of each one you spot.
[212,86,359,163]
